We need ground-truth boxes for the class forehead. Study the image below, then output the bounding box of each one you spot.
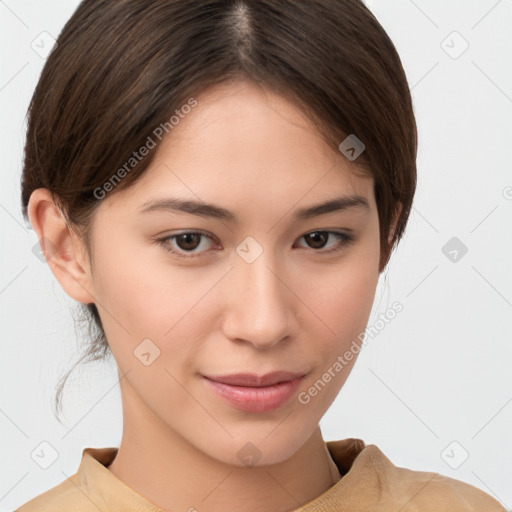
[100,80,375,219]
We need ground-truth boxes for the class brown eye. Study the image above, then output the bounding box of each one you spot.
[296,230,355,253]
[175,233,202,251]
[156,231,217,257]
[304,231,329,249]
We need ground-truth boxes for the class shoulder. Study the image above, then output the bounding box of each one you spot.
[14,447,160,512]
[14,474,98,512]
[324,439,506,511]
[359,444,506,511]
[14,447,128,512]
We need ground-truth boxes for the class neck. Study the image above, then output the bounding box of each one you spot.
[107,380,340,512]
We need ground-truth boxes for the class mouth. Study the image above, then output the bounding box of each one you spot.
[202,371,306,413]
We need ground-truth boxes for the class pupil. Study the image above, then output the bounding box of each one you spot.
[306,232,327,248]
[177,233,200,250]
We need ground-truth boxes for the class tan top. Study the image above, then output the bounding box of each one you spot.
[15,438,506,511]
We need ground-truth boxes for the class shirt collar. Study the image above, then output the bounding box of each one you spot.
[77,446,161,511]
[77,438,383,511]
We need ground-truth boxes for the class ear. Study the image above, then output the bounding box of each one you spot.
[27,188,95,304]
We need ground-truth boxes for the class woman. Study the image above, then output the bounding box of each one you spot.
[16,0,505,510]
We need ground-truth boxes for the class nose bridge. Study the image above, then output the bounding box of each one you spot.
[223,243,294,347]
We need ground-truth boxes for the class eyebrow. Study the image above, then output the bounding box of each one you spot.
[138,195,369,222]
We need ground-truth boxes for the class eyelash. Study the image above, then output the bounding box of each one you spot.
[155,230,356,258]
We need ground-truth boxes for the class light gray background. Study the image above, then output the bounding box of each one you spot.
[1,1,511,510]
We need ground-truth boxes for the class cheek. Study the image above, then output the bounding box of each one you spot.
[296,260,379,415]
[308,244,380,342]
[300,236,380,404]
[92,235,194,330]
[90,238,227,371]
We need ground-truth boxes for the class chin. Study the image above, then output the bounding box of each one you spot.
[193,420,318,468]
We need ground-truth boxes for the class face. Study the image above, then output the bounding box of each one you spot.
[83,80,381,466]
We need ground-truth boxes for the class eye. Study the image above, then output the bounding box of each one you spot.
[155,229,355,258]
[156,231,217,257]
[295,230,355,253]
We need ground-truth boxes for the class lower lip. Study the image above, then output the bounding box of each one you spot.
[204,376,304,413]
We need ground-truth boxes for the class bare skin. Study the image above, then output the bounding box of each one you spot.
[28,79,396,511]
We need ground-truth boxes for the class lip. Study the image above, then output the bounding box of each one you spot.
[203,371,306,413]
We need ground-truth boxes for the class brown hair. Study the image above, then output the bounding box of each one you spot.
[21,0,417,419]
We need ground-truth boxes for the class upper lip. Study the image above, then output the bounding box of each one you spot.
[204,371,306,387]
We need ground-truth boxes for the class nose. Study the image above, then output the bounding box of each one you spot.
[220,250,297,349]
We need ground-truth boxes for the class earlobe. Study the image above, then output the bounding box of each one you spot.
[27,188,96,305]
